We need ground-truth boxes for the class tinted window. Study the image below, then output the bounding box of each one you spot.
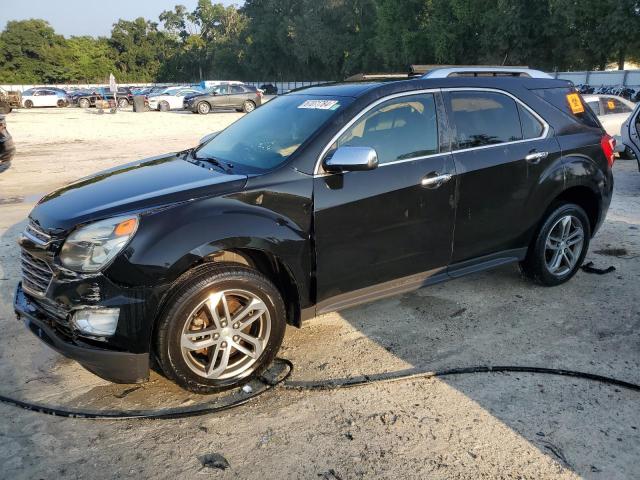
[449,91,522,149]
[532,87,600,128]
[334,93,439,164]
[196,95,352,173]
[518,104,544,139]
[231,85,245,94]
[602,98,632,115]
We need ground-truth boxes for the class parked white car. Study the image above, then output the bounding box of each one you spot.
[148,88,204,111]
[583,94,636,136]
[22,89,68,109]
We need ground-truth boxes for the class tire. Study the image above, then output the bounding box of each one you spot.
[57,99,66,108]
[155,263,286,394]
[520,203,590,286]
[118,98,129,108]
[24,100,33,109]
[243,100,256,113]
[197,102,211,115]
[79,98,90,109]
[159,101,170,112]
[0,102,11,114]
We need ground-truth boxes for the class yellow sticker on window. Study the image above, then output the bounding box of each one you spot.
[607,100,616,110]
[566,93,585,114]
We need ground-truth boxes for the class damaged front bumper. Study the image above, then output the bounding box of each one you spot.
[14,283,149,383]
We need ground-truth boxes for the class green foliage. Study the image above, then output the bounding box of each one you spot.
[0,1,639,84]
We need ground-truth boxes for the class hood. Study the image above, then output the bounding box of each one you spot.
[30,153,247,232]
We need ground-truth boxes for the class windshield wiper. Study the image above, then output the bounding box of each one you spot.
[191,150,234,173]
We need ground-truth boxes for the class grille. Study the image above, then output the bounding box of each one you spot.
[21,249,53,296]
[24,222,51,245]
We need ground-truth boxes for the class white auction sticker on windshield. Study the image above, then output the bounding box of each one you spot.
[298,100,340,110]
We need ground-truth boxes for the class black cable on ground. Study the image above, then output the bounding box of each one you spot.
[0,358,638,420]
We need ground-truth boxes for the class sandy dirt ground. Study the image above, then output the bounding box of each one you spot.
[0,107,639,479]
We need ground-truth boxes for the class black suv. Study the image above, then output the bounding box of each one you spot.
[14,68,615,393]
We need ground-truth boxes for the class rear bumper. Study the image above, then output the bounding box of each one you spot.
[14,283,149,384]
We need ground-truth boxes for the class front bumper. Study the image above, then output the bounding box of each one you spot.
[14,283,149,384]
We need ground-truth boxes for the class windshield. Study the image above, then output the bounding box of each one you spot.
[196,95,352,173]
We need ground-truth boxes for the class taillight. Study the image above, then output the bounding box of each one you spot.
[600,134,616,168]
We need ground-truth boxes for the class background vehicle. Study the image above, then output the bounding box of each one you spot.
[14,69,614,393]
[259,83,278,95]
[619,102,640,170]
[0,87,21,113]
[185,83,263,114]
[70,87,133,108]
[21,89,68,108]
[148,87,204,111]
[0,115,15,173]
[583,94,636,136]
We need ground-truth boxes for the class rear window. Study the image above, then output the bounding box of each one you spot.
[532,87,600,128]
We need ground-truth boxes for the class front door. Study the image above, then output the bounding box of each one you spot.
[313,91,456,307]
[621,103,640,168]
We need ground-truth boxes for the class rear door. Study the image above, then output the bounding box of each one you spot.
[444,89,561,266]
[314,91,456,307]
[229,85,249,108]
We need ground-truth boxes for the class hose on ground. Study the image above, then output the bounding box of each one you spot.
[0,359,638,420]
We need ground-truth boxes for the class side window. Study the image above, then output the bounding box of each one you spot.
[449,91,522,149]
[332,93,439,165]
[231,85,245,94]
[518,104,544,139]
[602,98,632,115]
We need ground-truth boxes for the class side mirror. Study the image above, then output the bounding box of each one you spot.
[324,146,378,173]
[199,131,220,145]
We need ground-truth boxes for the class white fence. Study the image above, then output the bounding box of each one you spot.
[553,70,640,87]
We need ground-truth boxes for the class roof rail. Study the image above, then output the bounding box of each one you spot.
[420,66,552,79]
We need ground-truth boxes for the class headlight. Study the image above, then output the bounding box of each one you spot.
[59,215,138,272]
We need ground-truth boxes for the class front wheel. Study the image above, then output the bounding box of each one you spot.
[118,98,129,108]
[158,100,170,112]
[155,264,286,393]
[24,100,33,109]
[520,203,590,286]
[79,98,90,109]
[57,99,66,108]
[197,101,211,115]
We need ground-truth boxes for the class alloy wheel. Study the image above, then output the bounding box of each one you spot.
[180,289,271,380]
[544,215,584,276]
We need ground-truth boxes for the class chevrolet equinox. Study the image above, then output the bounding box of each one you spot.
[15,68,615,393]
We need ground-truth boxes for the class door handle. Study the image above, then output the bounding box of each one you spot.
[421,173,453,188]
[525,151,549,164]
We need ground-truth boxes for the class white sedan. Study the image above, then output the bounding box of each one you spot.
[22,89,68,108]
[583,94,636,136]
[148,88,204,112]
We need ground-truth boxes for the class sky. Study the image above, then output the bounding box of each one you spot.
[0,0,241,37]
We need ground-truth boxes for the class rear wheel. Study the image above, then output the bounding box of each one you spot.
[155,264,286,393]
[520,203,590,286]
[118,98,129,108]
[197,102,211,115]
[159,101,170,112]
[79,98,90,109]
[24,100,33,109]
[0,102,11,114]
[243,100,256,113]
